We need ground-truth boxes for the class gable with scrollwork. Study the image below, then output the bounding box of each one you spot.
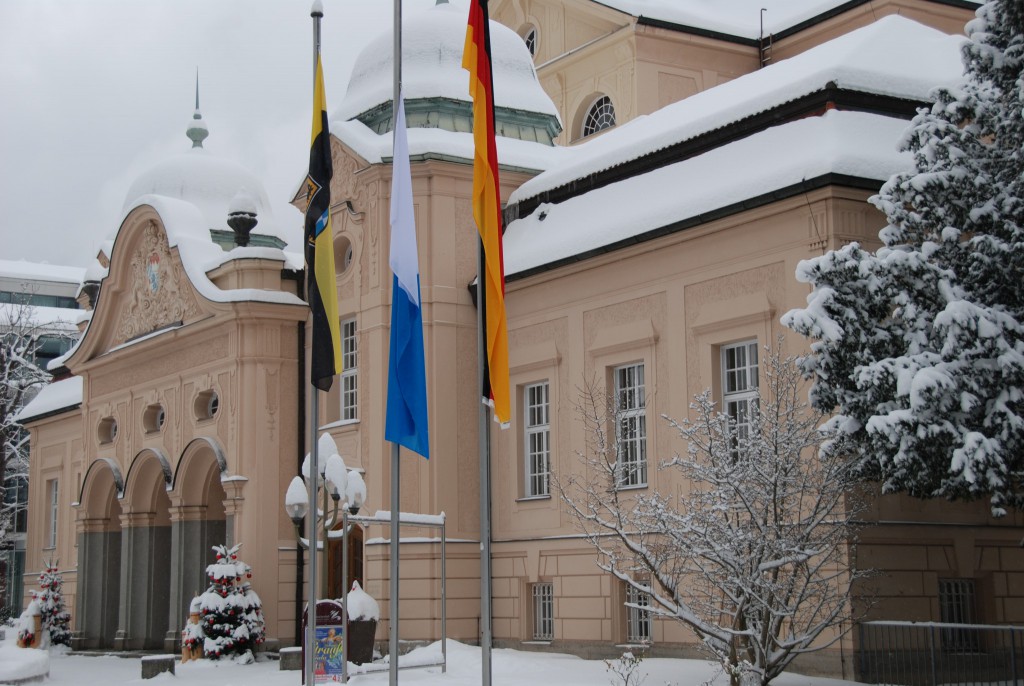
[112,221,202,346]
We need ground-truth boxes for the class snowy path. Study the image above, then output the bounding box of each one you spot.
[10,640,860,686]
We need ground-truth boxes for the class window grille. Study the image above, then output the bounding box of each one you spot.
[533,582,554,640]
[626,583,652,644]
[614,363,647,487]
[525,382,551,496]
[722,341,759,452]
[582,96,616,137]
[524,27,537,57]
[939,578,980,652]
[341,319,358,421]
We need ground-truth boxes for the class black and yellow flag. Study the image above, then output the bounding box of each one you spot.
[304,55,342,391]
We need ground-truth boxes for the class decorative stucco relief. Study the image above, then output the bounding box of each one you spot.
[366,183,380,289]
[115,221,201,346]
[266,367,279,442]
[683,262,786,390]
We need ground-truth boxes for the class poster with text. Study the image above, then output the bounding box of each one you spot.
[314,625,344,682]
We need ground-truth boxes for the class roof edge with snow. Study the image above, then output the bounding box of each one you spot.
[505,86,921,223]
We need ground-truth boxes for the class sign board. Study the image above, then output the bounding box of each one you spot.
[301,600,345,683]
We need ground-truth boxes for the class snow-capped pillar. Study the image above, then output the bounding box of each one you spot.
[219,477,247,543]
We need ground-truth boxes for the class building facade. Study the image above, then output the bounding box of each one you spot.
[16,0,1024,680]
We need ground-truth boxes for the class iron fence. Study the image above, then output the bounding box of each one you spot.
[858,620,1024,685]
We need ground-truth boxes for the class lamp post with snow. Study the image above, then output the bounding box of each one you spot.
[284,433,366,683]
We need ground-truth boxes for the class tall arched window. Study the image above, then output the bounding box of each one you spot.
[582,95,616,138]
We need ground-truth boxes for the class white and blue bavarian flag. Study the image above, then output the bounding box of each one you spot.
[385,88,430,458]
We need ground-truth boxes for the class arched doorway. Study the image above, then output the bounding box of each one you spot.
[117,450,173,650]
[168,438,227,651]
[75,459,124,649]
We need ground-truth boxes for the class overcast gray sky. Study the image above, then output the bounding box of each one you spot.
[0,0,442,269]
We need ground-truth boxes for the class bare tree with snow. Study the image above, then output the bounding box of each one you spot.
[783,0,1024,515]
[1,298,73,617]
[559,344,867,686]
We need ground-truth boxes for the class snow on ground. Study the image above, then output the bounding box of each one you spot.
[1,637,860,686]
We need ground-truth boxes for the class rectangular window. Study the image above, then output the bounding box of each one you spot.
[524,382,551,497]
[532,582,554,640]
[939,578,980,652]
[626,583,652,644]
[722,341,759,450]
[46,479,58,548]
[15,476,27,534]
[614,363,647,487]
[341,319,358,422]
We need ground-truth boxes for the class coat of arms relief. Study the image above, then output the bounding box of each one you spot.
[114,222,201,345]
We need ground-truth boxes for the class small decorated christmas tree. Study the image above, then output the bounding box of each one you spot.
[194,543,265,661]
[18,558,71,648]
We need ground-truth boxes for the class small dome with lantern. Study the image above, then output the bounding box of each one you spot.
[122,94,291,251]
[334,0,561,145]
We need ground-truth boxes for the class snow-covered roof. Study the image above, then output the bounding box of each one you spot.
[504,110,911,277]
[331,117,566,171]
[121,194,307,306]
[0,259,85,286]
[124,147,298,249]
[592,0,978,40]
[334,0,558,123]
[0,303,79,331]
[510,16,965,205]
[16,375,83,423]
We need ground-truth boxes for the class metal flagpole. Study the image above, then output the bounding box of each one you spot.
[389,3,401,685]
[478,255,493,684]
[306,6,323,686]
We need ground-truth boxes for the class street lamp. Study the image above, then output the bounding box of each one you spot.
[284,433,367,680]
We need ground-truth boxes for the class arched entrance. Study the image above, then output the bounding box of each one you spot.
[115,449,173,650]
[167,438,227,651]
[75,459,124,649]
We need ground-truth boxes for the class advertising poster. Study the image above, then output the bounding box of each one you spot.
[314,625,344,683]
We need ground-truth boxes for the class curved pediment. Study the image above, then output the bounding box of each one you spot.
[67,203,219,368]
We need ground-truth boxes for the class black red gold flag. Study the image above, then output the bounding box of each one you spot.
[463,0,510,425]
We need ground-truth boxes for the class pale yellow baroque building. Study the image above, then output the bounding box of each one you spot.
[17,0,1024,680]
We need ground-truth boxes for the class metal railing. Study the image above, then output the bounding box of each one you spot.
[858,620,1024,685]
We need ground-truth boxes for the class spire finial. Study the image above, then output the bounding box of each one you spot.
[187,68,209,149]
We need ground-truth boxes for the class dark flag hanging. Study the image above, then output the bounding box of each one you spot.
[304,54,342,391]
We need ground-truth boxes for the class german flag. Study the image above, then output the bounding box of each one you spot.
[304,54,342,391]
[463,0,510,425]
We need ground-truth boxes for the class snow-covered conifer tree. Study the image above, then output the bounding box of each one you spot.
[560,345,866,686]
[18,558,71,647]
[783,0,1024,514]
[194,543,265,661]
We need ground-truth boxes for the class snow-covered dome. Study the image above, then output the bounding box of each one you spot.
[122,111,280,239]
[334,1,559,123]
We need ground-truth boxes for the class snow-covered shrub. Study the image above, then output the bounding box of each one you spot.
[346,581,379,621]
[15,599,39,648]
[191,543,265,661]
[605,651,647,686]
